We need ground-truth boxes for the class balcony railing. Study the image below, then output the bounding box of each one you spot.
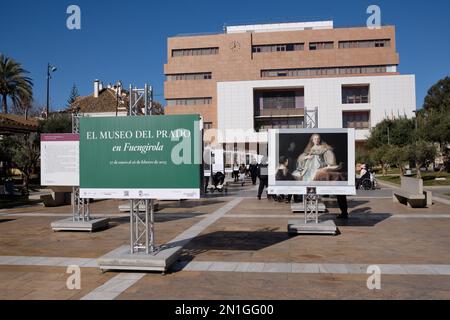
[256,108,304,117]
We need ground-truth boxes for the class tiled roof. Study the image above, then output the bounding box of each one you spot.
[68,88,164,115]
[69,88,131,114]
[0,113,38,134]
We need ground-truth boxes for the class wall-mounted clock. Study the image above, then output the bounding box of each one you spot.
[229,40,241,52]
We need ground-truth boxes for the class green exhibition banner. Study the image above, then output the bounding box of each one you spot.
[79,115,201,199]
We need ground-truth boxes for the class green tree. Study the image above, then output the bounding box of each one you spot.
[366,117,415,149]
[38,113,72,133]
[406,140,437,179]
[4,133,40,194]
[385,145,409,175]
[371,145,391,176]
[66,84,79,108]
[0,54,33,114]
[0,137,13,179]
[356,147,376,168]
[423,76,450,112]
[417,107,450,171]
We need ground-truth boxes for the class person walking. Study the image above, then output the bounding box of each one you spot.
[239,164,246,186]
[249,159,258,185]
[336,195,349,219]
[257,157,269,200]
[232,162,239,182]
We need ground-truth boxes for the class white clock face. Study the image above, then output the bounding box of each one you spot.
[230,41,241,52]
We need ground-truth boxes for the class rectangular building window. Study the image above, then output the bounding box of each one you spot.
[309,41,334,50]
[203,122,213,130]
[252,43,304,53]
[172,47,219,57]
[261,65,388,78]
[342,85,370,104]
[342,111,370,129]
[339,39,391,49]
[166,72,212,81]
[166,97,212,106]
[262,91,296,109]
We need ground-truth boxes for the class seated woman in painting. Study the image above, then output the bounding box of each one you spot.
[293,134,345,182]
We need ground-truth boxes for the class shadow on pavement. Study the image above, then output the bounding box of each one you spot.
[0,219,15,224]
[181,228,291,255]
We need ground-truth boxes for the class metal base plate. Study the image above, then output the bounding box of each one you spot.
[51,217,110,232]
[288,219,337,235]
[97,245,182,272]
[291,202,327,213]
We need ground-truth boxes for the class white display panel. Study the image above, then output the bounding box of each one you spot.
[268,129,356,195]
[40,134,79,186]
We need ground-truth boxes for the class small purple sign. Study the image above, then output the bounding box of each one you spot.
[41,133,79,142]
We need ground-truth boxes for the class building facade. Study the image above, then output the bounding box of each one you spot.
[164,21,416,144]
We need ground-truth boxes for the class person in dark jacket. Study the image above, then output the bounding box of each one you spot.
[249,159,258,185]
[257,157,269,200]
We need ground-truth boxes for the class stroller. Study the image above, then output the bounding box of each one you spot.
[209,171,227,193]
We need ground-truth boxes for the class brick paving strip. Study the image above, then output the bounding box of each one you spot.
[81,197,244,300]
[1,256,450,276]
[174,261,450,275]
[0,256,97,267]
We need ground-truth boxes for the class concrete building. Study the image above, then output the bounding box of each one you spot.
[164,20,416,145]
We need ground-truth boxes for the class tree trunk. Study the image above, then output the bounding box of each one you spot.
[1,94,7,114]
[416,163,422,179]
[382,163,387,176]
[22,173,29,196]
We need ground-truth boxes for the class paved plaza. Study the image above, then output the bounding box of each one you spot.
[1,181,450,300]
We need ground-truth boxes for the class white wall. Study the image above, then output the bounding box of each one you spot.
[226,21,333,33]
[217,74,416,141]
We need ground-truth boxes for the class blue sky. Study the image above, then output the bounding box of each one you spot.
[1,0,449,111]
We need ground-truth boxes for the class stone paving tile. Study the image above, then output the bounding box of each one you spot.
[262,262,292,273]
[292,263,320,274]
[0,265,115,300]
[0,198,222,258]
[117,270,450,300]
[207,261,239,272]
[183,261,212,271]
[2,192,450,300]
[430,265,450,275]
[182,200,450,266]
[318,264,349,274]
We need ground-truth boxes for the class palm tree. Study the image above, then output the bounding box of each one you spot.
[0,54,33,114]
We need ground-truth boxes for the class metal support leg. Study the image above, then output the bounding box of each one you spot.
[304,192,319,224]
[72,186,90,222]
[150,199,155,253]
[130,199,156,254]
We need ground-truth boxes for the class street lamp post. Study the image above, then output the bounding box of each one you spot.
[46,63,57,118]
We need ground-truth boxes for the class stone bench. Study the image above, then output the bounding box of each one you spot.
[40,187,72,207]
[393,176,432,208]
